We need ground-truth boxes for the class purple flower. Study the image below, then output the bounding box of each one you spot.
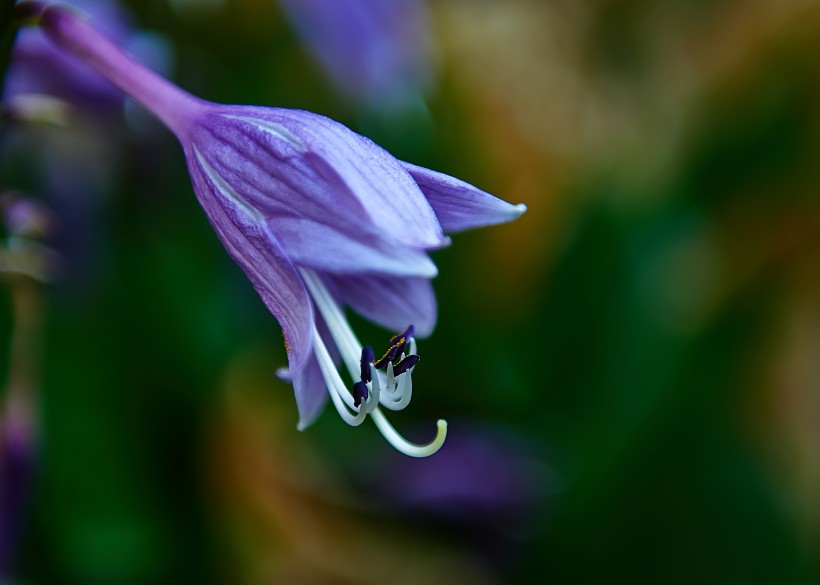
[5,1,173,295]
[363,423,549,565]
[0,412,35,579]
[30,2,526,456]
[5,0,169,113]
[373,424,544,513]
[277,0,434,111]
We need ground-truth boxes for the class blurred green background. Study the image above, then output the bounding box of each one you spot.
[2,0,820,583]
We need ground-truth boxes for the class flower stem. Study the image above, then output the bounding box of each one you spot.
[21,1,204,138]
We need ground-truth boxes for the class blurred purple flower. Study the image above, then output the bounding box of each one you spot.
[4,0,170,113]
[376,425,543,513]
[278,0,435,112]
[0,195,50,580]
[364,423,549,564]
[4,1,173,296]
[32,2,525,456]
[0,412,35,580]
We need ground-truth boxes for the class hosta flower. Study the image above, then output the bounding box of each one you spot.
[6,0,170,113]
[0,404,35,579]
[277,0,434,112]
[29,2,526,456]
[6,0,174,294]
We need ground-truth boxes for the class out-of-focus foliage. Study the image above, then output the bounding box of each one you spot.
[1,0,819,583]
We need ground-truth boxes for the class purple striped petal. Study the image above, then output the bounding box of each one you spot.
[402,162,527,233]
[187,146,314,376]
[285,353,329,429]
[190,107,447,254]
[271,216,437,278]
[326,272,437,338]
[276,312,338,429]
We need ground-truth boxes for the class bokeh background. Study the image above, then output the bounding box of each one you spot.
[2,0,820,583]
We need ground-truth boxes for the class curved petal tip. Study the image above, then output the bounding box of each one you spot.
[402,161,527,234]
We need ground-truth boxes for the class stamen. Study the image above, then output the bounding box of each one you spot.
[396,365,413,406]
[311,324,365,426]
[390,325,415,346]
[299,268,446,457]
[352,381,368,408]
[360,346,374,383]
[370,409,447,458]
[386,361,395,390]
[377,363,413,411]
[300,268,361,378]
[380,335,416,409]
[366,365,382,414]
[393,354,419,376]
[374,342,402,369]
[370,363,396,399]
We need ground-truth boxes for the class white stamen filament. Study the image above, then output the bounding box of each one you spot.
[378,336,416,405]
[301,269,361,378]
[378,370,413,411]
[365,365,381,414]
[386,361,396,389]
[299,268,446,457]
[311,324,365,426]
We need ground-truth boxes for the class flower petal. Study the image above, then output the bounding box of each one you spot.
[402,161,527,233]
[187,147,314,375]
[271,217,438,278]
[276,313,338,429]
[280,352,329,429]
[191,106,448,251]
[325,272,437,338]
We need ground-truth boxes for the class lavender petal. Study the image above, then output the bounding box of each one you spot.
[188,149,314,376]
[270,216,437,278]
[326,273,437,338]
[402,162,526,233]
[284,353,330,430]
[191,107,448,250]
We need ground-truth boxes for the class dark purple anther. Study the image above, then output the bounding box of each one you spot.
[393,354,419,376]
[375,343,401,370]
[352,381,368,408]
[390,325,414,346]
[360,346,374,383]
